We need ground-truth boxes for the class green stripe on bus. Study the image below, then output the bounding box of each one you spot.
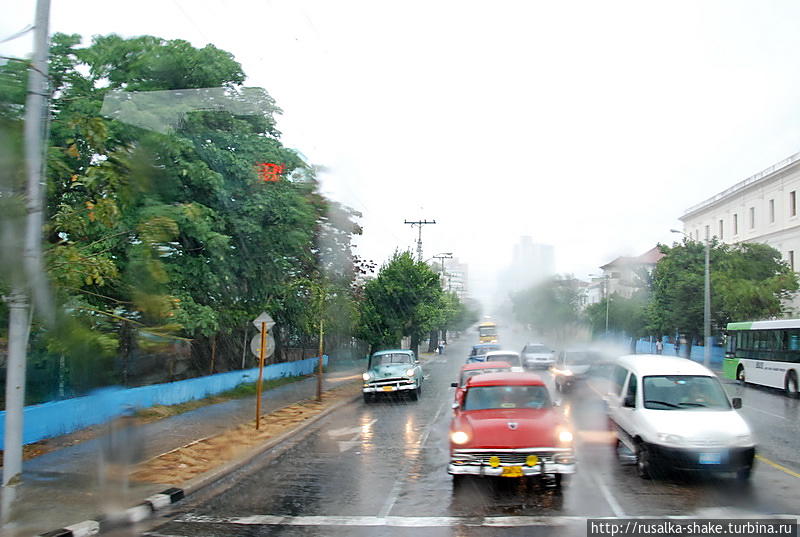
[726,322,753,330]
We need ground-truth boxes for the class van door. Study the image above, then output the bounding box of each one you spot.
[614,372,638,450]
[606,366,631,442]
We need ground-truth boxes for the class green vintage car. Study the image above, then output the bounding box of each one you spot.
[362,349,423,403]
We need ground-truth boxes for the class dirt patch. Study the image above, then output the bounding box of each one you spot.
[130,381,361,486]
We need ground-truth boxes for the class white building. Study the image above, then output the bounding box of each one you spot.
[497,236,555,299]
[679,151,800,272]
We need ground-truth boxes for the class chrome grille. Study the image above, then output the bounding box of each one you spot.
[367,377,413,387]
[454,451,556,466]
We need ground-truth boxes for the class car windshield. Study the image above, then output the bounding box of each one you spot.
[464,385,551,410]
[370,353,413,367]
[643,375,731,410]
[524,345,550,353]
[479,326,497,336]
[460,368,510,385]
[473,346,499,355]
[565,351,602,365]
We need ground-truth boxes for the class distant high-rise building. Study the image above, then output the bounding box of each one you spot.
[497,236,555,300]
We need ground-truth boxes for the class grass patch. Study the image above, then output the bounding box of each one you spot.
[135,372,318,422]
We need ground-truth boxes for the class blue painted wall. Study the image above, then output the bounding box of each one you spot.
[635,339,724,365]
[0,355,328,446]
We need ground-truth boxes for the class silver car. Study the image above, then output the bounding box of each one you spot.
[521,343,555,369]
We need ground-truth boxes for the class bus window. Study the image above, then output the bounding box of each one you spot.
[726,334,736,353]
[790,330,800,351]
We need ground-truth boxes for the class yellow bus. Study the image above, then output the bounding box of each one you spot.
[478,321,498,343]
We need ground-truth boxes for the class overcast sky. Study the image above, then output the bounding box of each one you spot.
[4,1,800,306]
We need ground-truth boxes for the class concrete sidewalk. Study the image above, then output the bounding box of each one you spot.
[2,359,364,537]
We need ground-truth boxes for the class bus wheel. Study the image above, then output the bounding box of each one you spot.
[737,365,746,385]
[784,372,799,399]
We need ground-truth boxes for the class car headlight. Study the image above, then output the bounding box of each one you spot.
[733,434,753,446]
[563,369,573,376]
[450,431,469,445]
[362,372,371,381]
[656,433,685,445]
[558,429,574,444]
[406,368,416,377]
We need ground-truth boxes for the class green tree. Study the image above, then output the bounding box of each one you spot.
[648,240,798,346]
[586,290,649,351]
[0,33,365,398]
[357,251,443,354]
[511,275,584,345]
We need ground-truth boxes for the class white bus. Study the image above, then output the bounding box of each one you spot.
[725,319,800,397]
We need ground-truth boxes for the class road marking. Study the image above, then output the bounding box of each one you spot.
[743,406,787,420]
[170,513,800,528]
[756,454,800,478]
[377,398,447,518]
[588,470,626,517]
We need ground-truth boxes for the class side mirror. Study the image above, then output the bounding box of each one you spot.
[415,360,420,365]
[623,395,636,408]
[451,402,460,410]
[732,397,742,409]
[553,400,561,407]
[450,382,458,388]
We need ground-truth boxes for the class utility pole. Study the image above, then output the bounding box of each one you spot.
[432,253,453,289]
[3,0,51,521]
[404,219,436,261]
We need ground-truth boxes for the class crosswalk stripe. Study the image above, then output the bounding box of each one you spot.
[170,513,800,528]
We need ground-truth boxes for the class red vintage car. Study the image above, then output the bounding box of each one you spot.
[448,372,576,487]
[451,361,513,407]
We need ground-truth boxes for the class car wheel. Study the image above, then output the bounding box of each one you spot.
[452,474,467,489]
[408,387,419,401]
[554,474,570,488]
[784,372,799,399]
[636,443,654,480]
[363,393,373,404]
[737,365,746,385]
[736,466,753,481]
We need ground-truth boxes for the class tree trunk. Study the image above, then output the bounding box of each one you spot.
[427,330,438,352]
[410,334,420,356]
[209,334,217,374]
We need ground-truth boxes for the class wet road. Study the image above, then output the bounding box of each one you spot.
[128,334,800,537]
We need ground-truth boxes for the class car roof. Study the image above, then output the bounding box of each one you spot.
[485,350,520,358]
[473,343,500,349]
[524,342,548,346]
[465,372,545,387]
[615,354,715,376]
[462,361,512,371]
[372,349,413,356]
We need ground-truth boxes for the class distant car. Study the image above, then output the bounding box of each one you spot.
[451,361,513,406]
[467,343,501,363]
[448,372,576,487]
[606,355,755,480]
[551,349,605,392]
[521,343,556,369]
[484,350,524,372]
[362,349,423,402]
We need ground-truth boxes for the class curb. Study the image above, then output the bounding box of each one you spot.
[36,389,361,537]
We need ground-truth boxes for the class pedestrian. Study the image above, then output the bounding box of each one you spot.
[674,337,680,356]
[655,338,663,355]
[438,341,445,355]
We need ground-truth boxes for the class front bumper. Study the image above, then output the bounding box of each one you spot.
[448,448,576,477]
[363,380,418,393]
[647,443,755,472]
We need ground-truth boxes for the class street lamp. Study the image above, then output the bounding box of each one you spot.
[671,228,711,367]
[589,273,611,336]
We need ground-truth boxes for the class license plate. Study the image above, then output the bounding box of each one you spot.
[699,452,722,465]
[382,386,395,392]
[501,466,524,477]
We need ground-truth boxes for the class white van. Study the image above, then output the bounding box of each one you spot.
[606,354,755,480]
